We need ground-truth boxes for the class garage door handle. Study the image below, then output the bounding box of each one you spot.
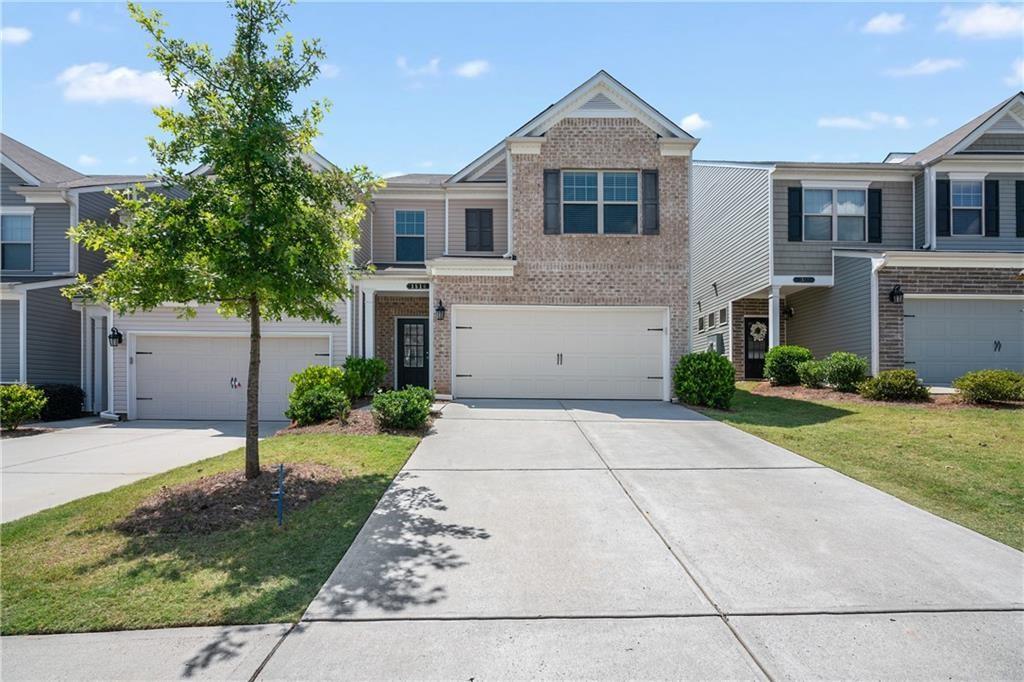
[136,397,153,401]
[994,340,1001,352]
[314,353,330,357]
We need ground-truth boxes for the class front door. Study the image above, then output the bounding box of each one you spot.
[396,318,429,388]
[744,317,769,380]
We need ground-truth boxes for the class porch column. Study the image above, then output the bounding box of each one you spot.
[768,285,781,348]
[363,289,376,359]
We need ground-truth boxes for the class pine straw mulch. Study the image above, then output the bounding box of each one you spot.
[748,382,1023,410]
[275,407,434,437]
[114,463,344,535]
[1,427,54,439]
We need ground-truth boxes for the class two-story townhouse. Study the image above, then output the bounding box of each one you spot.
[350,71,697,401]
[691,92,1024,386]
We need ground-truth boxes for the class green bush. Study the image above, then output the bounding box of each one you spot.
[342,356,388,399]
[401,385,436,406]
[952,370,1024,404]
[289,365,346,397]
[285,385,351,426]
[796,360,827,389]
[859,369,930,402]
[35,383,85,421]
[372,387,431,429]
[0,384,48,431]
[673,352,735,409]
[763,345,814,386]
[822,352,869,392]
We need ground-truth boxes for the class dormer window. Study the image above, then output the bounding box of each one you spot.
[562,171,639,234]
[951,181,982,236]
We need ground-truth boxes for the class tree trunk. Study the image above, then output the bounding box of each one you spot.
[245,294,261,479]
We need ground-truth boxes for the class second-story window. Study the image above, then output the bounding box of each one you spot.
[562,171,639,234]
[803,188,866,242]
[951,181,983,235]
[395,210,425,262]
[1,209,33,271]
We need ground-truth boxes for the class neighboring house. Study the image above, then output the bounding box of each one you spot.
[691,92,1024,386]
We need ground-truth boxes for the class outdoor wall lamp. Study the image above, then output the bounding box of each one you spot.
[888,285,904,305]
[434,300,446,321]
[107,326,124,347]
[783,305,795,320]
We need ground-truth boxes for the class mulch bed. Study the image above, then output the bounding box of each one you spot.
[748,382,1022,410]
[276,406,434,437]
[115,463,344,535]
[0,427,54,439]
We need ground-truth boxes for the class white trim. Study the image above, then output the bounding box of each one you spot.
[12,188,67,204]
[932,158,1024,173]
[561,170,640,235]
[911,175,917,251]
[427,286,435,391]
[0,206,35,215]
[107,309,115,414]
[1,154,41,185]
[7,277,77,292]
[869,257,885,376]
[463,152,506,183]
[767,286,781,348]
[903,293,1024,301]
[946,172,988,182]
[923,166,936,249]
[882,251,1024,269]
[773,168,914,182]
[800,180,870,190]
[394,208,426,264]
[801,186,868,243]
[658,139,692,157]
[504,147,514,258]
[506,138,544,155]
[948,178,985,238]
[1,207,35,273]
[69,193,79,274]
[443,190,450,256]
[948,94,1024,155]
[771,275,835,287]
[392,316,429,390]
[16,293,28,383]
[427,257,515,278]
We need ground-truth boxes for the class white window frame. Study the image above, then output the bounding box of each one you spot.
[394,209,426,263]
[718,307,728,327]
[949,179,984,238]
[1,207,35,272]
[561,170,640,234]
[698,316,705,332]
[802,187,867,242]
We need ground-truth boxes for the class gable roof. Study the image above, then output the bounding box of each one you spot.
[901,92,1024,166]
[1,133,84,185]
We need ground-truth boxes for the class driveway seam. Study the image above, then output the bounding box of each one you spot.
[249,621,298,682]
[403,465,823,472]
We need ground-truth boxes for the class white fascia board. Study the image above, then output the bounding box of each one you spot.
[13,188,68,204]
[948,94,1024,154]
[932,157,1024,172]
[427,257,515,278]
[880,251,1024,269]
[506,138,544,155]
[801,179,870,190]
[946,171,989,181]
[12,277,78,292]
[773,168,915,182]
[659,139,695,157]
[447,142,506,185]
[0,155,41,185]
[67,179,161,195]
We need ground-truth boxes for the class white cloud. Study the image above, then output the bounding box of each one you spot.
[938,3,1024,39]
[396,56,440,78]
[320,63,340,79]
[57,63,175,105]
[0,26,32,45]
[1005,58,1024,87]
[885,57,964,77]
[454,60,491,78]
[68,9,82,24]
[77,154,100,167]
[680,112,711,132]
[818,112,910,130]
[863,12,906,34]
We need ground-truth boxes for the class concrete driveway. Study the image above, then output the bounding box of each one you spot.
[270,399,1023,680]
[1,418,285,521]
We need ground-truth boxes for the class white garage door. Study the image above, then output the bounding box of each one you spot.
[452,306,667,400]
[905,298,1024,386]
[134,335,330,420]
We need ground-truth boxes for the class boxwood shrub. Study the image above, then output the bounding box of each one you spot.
[796,360,827,389]
[285,385,351,426]
[822,352,869,392]
[372,387,432,429]
[952,369,1024,404]
[34,383,85,421]
[0,384,47,431]
[673,352,735,409]
[858,369,930,402]
[763,345,813,386]
[342,356,388,399]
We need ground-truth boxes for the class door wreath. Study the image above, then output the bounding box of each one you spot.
[749,321,768,342]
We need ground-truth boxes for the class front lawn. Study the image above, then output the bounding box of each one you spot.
[0,433,418,635]
[699,383,1023,550]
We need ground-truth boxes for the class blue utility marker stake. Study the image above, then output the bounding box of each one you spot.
[270,463,285,527]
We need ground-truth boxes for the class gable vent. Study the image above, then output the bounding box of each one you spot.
[579,92,625,113]
[989,112,1024,133]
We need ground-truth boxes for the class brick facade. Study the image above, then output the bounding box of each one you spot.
[729,297,787,380]
[374,294,429,388]
[431,118,690,394]
[877,267,1024,371]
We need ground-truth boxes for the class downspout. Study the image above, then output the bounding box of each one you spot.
[100,307,118,420]
[869,255,887,376]
[369,200,375,263]
[68,191,80,274]
[922,166,935,250]
[911,175,916,250]
[443,188,450,256]
[503,146,513,258]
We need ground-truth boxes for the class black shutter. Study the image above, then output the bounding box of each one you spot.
[787,187,802,241]
[935,178,950,237]
[868,188,883,243]
[642,169,659,235]
[984,179,999,237]
[1016,181,1024,238]
[543,170,560,234]
[465,209,479,251]
[480,209,493,251]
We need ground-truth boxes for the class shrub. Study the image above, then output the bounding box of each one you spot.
[673,352,735,409]
[763,345,814,386]
[952,369,1024,404]
[796,360,827,389]
[401,385,436,406]
[858,369,930,402]
[342,356,388,399]
[289,365,347,398]
[34,383,85,421]
[0,384,48,431]
[372,387,431,429]
[285,385,351,426]
[822,352,869,392]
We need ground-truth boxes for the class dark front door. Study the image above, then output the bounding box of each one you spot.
[744,317,769,379]
[396,318,429,388]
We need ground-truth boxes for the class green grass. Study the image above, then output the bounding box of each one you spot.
[0,433,418,635]
[700,383,1024,550]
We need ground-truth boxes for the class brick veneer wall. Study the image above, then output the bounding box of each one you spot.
[877,267,1024,371]
[374,295,429,388]
[431,118,690,394]
[729,297,787,380]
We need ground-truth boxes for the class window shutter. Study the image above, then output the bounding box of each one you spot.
[465,209,479,251]
[935,178,950,237]
[480,209,493,251]
[787,187,802,241]
[1016,181,1024,238]
[984,179,999,237]
[642,170,659,235]
[868,188,883,243]
[543,170,560,234]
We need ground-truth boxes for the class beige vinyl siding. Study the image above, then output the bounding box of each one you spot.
[774,180,913,276]
[355,213,372,266]
[26,285,81,385]
[1,299,21,382]
[110,303,347,413]
[690,163,772,353]
[935,173,1024,252]
[477,159,507,182]
[446,197,508,256]
[370,196,444,263]
[785,256,872,361]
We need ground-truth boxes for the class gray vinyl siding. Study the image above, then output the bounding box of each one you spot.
[690,164,772,352]
[26,285,81,385]
[1,299,21,382]
[446,197,508,256]
[2,165,30,207]
[964,134,1024,153]
[785,256,872,362]
[2,166,73,277]
[935,173,1024,252]
[913,174,925,249]
[774,180,913,276]
[369,196,445,263]
[76,189,119,276]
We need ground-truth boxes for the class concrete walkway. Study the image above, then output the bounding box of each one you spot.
[1,418,286,521]
[3,400,1022,680]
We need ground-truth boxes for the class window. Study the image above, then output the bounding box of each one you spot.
[1,211,33,271]
[395,210,425,262]
[562,171,639,234]
[465,208,493,252]
[719,308,728,327]
[951,181,982,236]
[708,312,715,327]
[698,316,705,332]
[803,188,866,242]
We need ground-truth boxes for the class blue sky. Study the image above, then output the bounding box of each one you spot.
[2,2,1022,177]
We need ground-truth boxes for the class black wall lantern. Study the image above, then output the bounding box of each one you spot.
[888,285,904,305]
[434,299,446,321]
[783,305,795,320]
[107,326,124,347]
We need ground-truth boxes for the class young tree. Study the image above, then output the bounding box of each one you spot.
[66,0,380,479]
